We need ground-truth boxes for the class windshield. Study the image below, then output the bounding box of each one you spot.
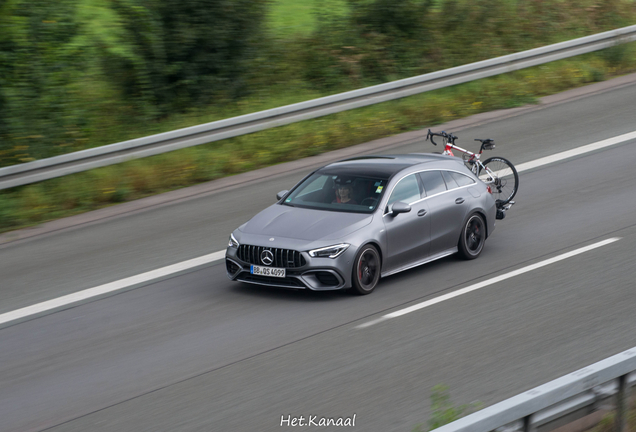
[282,172,388,213]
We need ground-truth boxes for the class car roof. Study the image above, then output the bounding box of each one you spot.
[318,153,455,179]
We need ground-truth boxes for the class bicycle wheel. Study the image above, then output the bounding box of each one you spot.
[479,156,519,205]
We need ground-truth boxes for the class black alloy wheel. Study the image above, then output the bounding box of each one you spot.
[458,214,485,260]
[351,245,381,295]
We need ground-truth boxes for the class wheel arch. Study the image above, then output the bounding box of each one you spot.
[473,210,489,239]
[350,241,383,295]
[358,241,384,273]
[457,209,489,245]
[457,210,487,260]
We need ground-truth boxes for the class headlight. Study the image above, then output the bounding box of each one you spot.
[228,233,239,248]
[308,243,350,259]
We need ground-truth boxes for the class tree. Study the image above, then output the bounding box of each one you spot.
[110,0,268,115]
[0,0,82,163]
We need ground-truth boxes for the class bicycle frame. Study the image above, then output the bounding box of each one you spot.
[440,141,489,178]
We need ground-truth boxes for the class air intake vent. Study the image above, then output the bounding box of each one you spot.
[315,272,340,286]
[226,259,240,275]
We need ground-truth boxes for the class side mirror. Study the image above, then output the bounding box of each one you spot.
[391,201,411,215]
[276,190,289,201]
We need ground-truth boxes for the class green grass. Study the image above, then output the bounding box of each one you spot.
[267,0,348,37]
[2,45,635,234]
[412,384,481,431]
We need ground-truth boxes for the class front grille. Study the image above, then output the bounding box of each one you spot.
[237,244,306,268]
[237,274,306,288]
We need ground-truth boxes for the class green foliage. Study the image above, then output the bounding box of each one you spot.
[267,0,349,37]
[1,0,636,233]
[348,0,432,38]
[599,43,629,67]
[71,0,164,118]
[0,193,20,230]
[0,0,84,162]
[0,0,268,167]
[428,384,479,430]
[2,0,636,168]
[297,0,435,87]
[298,0,636,88]
[108,0,268,113]
[411,384,481,431]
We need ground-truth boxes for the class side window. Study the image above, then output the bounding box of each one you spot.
[419,171,446,196]
[450,171,475,187]
[441,171,459,190]
[387,174,421,208]
[300,175,328,195]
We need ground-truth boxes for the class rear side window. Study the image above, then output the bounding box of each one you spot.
[450,171,475,187]
[441,171,459,190]
[419,171,446,196]
[387,174,422,206]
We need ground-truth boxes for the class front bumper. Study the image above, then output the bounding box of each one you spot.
[225,246,352,291]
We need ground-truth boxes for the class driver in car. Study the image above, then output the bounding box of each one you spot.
[333,179,357,204]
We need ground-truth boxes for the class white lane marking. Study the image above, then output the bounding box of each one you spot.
[515,131,636,173]
[0,251,225,328]
[1,130,634,328]
[479,130,636,180]
[355,237,621,329]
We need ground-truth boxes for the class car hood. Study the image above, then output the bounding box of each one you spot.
[240,204,373,242]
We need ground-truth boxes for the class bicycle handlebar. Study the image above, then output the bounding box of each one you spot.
[426,129,458,146]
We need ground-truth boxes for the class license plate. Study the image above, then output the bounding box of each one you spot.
[251,265,286,278]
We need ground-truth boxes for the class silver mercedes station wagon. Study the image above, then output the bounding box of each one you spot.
[225,154,497,294]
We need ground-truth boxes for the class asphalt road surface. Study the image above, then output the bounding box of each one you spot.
[1,75,636,432]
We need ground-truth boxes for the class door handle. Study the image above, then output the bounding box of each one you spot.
[417,209,427,217]
[455,198,465,204]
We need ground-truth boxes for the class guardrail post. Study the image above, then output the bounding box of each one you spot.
[522,414,533,432]
[615,374,628,432]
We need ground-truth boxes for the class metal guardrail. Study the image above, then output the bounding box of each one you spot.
[431,346,636,432]
[2,24,636,190]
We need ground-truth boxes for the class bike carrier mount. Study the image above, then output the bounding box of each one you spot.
[496,200,515,220]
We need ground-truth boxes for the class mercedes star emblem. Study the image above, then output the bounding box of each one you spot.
[261,249,274,266]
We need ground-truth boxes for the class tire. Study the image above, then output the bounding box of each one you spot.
[458,213,486,260]
[479,156,519,205]
[351,245,381,295]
